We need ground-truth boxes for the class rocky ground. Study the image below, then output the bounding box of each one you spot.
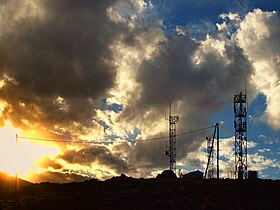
[0,173,279,210]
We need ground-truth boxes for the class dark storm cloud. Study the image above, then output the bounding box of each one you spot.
[58,145,135,174]
[137,34,252,109]
[129,131,211,172]
[0,0,135,133]
[1,0,117,97]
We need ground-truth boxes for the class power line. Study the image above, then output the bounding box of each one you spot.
[136,125,214,142]
[135,136,168,142]
[18,136,114,144]
[18,125,214,144]
[176,126,214,137]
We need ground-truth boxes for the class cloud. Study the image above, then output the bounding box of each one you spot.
[0,0,146,137]
[35,157,63,170]
[57,143,136,177]
[176,136,279,179]
[61,7,280,179]
[248,153,279,173]
[219,137,279,178]
[236,9,280,130]
[258,148,271,153]
[25,141,137,182]
[0,0,153,180]
[176,136,277,179]
[36,3,258,178]
[29,171,90,183]
[0,1,279,181]
[258,134,280,145]
[118,24,254,174]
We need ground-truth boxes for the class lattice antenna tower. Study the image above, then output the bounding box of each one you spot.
[234,92,247,179]
[165,105,179,172]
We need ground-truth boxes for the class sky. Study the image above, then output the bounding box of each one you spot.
[0,0,279,182]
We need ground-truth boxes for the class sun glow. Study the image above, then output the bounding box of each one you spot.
[0,121,60,181]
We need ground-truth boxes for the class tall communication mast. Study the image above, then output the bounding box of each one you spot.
[204,123,219,179]
[206,136,214,178]
[234,92,247,179]
[165,105,179,172]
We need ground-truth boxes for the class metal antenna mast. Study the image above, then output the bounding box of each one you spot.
[165,105,179,172]
[205,136,214,178]
[15,134,18,192]
[204,123,219,179]
[234,92,247,179]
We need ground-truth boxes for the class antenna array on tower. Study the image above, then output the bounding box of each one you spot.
[165,105,179,173]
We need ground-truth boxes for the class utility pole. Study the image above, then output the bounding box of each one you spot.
[217,123,219,179]
[15,134,18,193]
[165,105,179,173]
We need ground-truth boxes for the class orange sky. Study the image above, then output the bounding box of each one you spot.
[0,121,60,181]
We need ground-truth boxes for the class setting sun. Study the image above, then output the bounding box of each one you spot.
[0,121,59,181]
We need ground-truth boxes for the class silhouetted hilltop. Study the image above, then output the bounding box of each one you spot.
[108,173,135,182]
[0,174,279,209]
[0,171,31,197]
[156,170,177,179]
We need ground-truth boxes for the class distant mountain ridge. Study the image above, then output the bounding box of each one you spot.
[0,171,279,209]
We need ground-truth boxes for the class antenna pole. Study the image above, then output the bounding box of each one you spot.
[204,123,219,179]
[216,123,219,179]
[15,134,18,193]
[245,73,247,95]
